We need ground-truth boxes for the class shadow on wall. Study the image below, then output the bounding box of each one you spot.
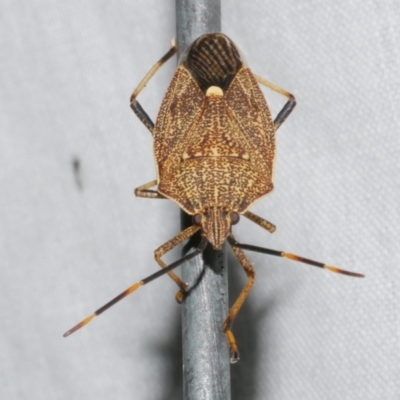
[230,250,299,400]
[148,306,183,400]
[229,250,270,400]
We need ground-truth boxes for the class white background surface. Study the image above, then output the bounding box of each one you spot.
[1,1,399,399]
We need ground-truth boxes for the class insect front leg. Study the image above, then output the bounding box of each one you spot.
[243,211,276,234]
[134,180,165,199]
[130,39,178,135]
[223,234,256,363]
[253,74,296,131]
[154,225,201,304]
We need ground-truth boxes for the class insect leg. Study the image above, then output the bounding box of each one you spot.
[63,235,207,338]
[130,39,178,135]
[243,211,276,233]
[134,180,165,199]
[223,233,256,363]
[155,225,201,303]
[227,236,364,278]
[253,74,296,131]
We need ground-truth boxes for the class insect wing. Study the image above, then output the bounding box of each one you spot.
[224,67,276,178]
[153,66,204,178]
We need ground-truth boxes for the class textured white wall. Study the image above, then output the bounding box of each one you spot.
[1,1,399,399]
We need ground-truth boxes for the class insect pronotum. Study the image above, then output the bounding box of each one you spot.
[64,33,364,363]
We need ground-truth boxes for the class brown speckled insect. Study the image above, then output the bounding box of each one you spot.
[64,33,364,362]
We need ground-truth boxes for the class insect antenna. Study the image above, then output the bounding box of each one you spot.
[227,236,364,278]
[63,237,208,337]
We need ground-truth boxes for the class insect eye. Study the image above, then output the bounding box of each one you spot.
[230,212,240,225]
[192,214,202,226]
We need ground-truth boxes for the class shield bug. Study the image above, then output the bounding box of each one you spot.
[64,33,364,363]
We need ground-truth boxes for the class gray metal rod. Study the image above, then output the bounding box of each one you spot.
[176,1,231,399]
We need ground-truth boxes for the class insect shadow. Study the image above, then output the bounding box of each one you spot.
[228,250,268,400]
[146,245,300,400]
[151,307,183,400]
[229,251,299,400]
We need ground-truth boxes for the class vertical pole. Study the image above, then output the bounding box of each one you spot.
[176,1,231,399]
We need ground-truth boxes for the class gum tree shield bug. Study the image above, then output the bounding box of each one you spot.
[64,33,364,363]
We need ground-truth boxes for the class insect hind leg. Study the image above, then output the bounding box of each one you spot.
[130,40,178,135]
[223,233,256,363]
[253,74,296,131]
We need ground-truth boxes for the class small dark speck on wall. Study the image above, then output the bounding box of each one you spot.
[72,157,83,190]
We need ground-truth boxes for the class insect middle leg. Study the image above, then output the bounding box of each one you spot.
[130,40,178,134]
[253,74,296,131]
[134,180,165,199]
[223,233,256,363]
[154,224,201,303]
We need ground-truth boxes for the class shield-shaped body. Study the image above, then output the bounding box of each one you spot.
[63,33,362,362]
[153,34,276,249]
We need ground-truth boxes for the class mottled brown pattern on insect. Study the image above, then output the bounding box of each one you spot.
[155,62,275,248]
[182,94,249,160]
[153,67,204,172]
[64,34,364,364]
